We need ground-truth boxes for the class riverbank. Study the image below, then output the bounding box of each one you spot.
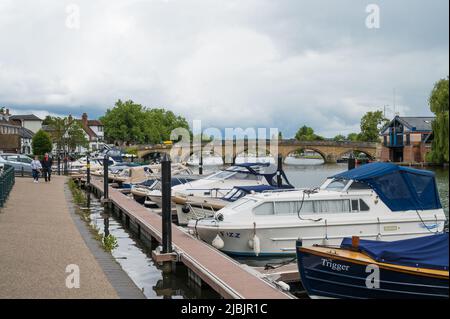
[0,176,138,298]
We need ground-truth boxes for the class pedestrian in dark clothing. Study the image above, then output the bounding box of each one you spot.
[41,153,53,182]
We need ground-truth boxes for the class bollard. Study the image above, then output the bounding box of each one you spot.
[199,151,203,175]
[21,166,24,177]
[86,155,91,187]
[161,153,172,254]
[63,157,68,176]
[57,156,61,175]
[103,154,109,201]
[348,153,356,170]
[277,154,283,187]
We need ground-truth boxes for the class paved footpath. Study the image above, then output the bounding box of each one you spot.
[0,176,123,298]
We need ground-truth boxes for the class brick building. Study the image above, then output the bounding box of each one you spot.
[379,116,434,163]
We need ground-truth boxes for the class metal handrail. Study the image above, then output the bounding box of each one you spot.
[0,165,15,208]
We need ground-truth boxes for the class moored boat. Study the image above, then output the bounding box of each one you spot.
[296,233,449,299]
[188,163,447,256]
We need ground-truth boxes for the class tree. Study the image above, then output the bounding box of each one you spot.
[428,77,449,163]
[100,99,191,145]
[333,134,346,142]
[295,125,324,141]
[32,130,53,155]
[66,121,89,152]
[44,116,89,153]
[101,100,147,145]
[358,110,389,142]
[347,133,359,141]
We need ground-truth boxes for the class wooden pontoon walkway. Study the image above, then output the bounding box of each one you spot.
[0,176,143,299]
[89,178,293,299]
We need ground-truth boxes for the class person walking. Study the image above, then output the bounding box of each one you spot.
[41,153,53,182]
[31,156,42,183]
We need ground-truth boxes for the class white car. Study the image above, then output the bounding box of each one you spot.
[0,153,34,173]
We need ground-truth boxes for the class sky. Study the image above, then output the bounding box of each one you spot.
[0,0,448,138]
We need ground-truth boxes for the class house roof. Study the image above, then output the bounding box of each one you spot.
[19,127,34,139]
[381,116,435,134]
[397,116,434,131]
[87,119,103,126]
[9,114,42,121]
[75,119,98,139]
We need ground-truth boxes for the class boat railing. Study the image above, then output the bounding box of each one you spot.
[185,202,216,219]
[260,188,306,194]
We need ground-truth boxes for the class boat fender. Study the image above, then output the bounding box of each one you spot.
[253,234,261,257]
[212,234,225,249]
[182,205,190,214]
[248,238,254,249]
[276,281,290,291]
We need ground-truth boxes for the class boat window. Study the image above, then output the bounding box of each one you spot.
[359,199,370,211]
[253,202,274,215]
[349,181,371,190]
[351,199,359,212]
[325,180,348,191]
[204,170,235,180]
[230,198,257,211]
[313,200,351,213]
[229,172,260,181]
[274,201,296,215]
[223,188,246,201]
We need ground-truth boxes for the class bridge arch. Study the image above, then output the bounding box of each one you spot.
[283,147,328,164]
[337,149,375,160]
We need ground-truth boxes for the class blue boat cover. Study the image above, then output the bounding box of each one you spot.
[331,162,442,211]
[341,233,449,271]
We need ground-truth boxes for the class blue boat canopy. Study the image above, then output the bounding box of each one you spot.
[341,233,449,271]
[330,162,442,211]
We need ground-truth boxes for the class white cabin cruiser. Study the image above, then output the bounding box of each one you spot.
[173,162,293,225]
[188,163,447,257]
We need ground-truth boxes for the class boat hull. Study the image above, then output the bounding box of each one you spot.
[296,244,449,299]
[191,217,447,256]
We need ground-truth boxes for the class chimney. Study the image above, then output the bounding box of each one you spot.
[82,113,88,126]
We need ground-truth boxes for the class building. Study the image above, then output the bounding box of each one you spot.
[9,114,43,133]
[0,108,22,153]
[77,113,105,153]
[18,127,34,155]
[379,116,434,163]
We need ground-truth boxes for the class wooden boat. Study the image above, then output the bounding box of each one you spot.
[296,233,449,299]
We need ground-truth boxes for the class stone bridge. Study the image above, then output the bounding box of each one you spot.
[136,140,380,164]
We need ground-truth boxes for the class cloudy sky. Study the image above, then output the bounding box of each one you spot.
[0,0,448,138]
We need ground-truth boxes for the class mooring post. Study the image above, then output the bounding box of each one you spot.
[86,154,91,188]
[277,154,283,187]
[103,154,109,201]
[348,152,356,170]
[161,153,172,254]
[63,156,68,176]
[199,137,203,175]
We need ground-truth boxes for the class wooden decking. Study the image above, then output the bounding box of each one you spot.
[89,178,293,299]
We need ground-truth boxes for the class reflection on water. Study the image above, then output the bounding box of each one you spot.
[80,192,219,299]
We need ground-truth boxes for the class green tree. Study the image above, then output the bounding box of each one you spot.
[66,121,89,152]
[295,125,324,141]
[347,133,359,141]
[100,99,191,145]
[101,100,147,145]
[43,116,89,153]
[428,77,449,163]
[333,134,346,142]
[32,130,53,155]
[358,111,389,142]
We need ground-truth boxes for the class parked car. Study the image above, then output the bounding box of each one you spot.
[0,153,33,174]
